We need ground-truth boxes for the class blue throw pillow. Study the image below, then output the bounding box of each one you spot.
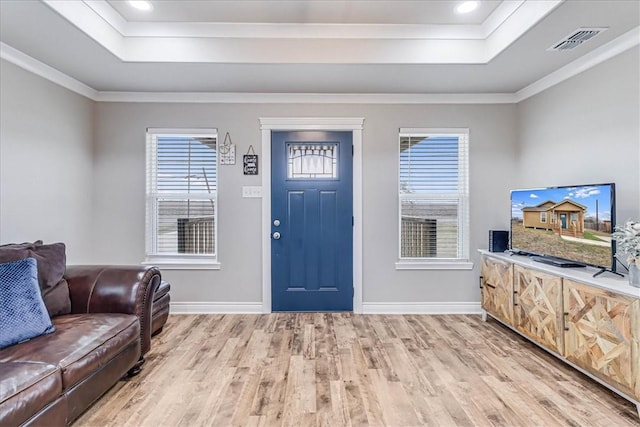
[0,257,55,349]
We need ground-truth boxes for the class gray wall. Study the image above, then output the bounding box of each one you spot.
[516,47,640,225]
[0,59,95,263]
[93,102,518,304]
[2,46,636,307]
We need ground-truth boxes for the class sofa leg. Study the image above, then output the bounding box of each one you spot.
[126,356,145,377]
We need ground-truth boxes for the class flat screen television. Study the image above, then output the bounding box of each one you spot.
[510,183,616,273]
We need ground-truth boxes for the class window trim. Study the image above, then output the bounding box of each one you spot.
[144,128,219,269]
[540,211,547,223]
[397,128,470,268]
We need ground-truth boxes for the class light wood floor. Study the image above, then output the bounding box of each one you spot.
[75,314,639,426]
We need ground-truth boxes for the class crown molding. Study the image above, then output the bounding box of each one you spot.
[42,0,558,64]
[0,42,97,99]
[84,0,129,35]
[482,0,525,38]
[485,0,562,61]
[515,26,640,102]
[2,26,636,105]
[73,0,522,40]
[94,91,517,104]
[70,0,530,42]
[42,0,125,58]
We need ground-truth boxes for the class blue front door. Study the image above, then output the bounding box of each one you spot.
[271,131,353,311]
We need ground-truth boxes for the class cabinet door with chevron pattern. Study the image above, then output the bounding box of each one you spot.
[513,266,563,354]
[480,256,513,324]
[563,279,640,401]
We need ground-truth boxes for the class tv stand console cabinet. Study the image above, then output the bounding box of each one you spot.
[478,250,640,416]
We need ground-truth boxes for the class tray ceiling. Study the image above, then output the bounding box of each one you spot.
[0,0,638,96]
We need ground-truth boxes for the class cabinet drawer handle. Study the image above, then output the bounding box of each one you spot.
[479,276,483,289]
[485,282,496,289]
[513,290,518,306]
[563,312,570,331]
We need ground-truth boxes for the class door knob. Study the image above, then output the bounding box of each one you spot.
[272,231,281,240]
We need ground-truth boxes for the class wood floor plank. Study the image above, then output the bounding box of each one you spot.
[367,368,396,426]
[74,314,639,427]
[329,379,352,427]
[421,395,460,426]
[480,375,564,426]
[354,372,385,427]
[436,388,480,427]
[231,362,268,426]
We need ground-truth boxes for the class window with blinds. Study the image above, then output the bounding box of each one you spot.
[399,129,469,261]
[146,129,217,262]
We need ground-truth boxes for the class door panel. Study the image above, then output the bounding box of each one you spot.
[514,265,563,354]
[480,256,514,324]
[272,131,353,311]
[564,279,639,400]
[318,191,338,290]
[287,190,306,288]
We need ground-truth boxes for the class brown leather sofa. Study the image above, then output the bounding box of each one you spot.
[0,265,161,427]
[151,280,171,336]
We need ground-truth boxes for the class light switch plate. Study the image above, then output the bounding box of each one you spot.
[242,186,262,198]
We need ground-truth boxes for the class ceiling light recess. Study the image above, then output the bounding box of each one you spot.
[456,1,479,14]
[128,1,153,12]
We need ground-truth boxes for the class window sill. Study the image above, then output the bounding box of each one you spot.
[395,260,474,270]
[143,257,221,270]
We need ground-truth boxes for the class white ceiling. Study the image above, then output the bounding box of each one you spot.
[0,0,638,96]
[107,0,502,24]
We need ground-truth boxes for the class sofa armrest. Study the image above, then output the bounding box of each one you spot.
[64,265,161,356]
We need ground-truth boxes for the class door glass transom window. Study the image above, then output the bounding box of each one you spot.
[287,143,338,179]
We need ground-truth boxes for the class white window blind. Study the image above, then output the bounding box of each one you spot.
[399,129,469,261]
[146,129,218,263]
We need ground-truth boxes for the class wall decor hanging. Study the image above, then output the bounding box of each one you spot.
[219,132,236,165]
[243,145,259,175]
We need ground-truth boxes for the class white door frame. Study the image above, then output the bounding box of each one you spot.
[260,117,364,313]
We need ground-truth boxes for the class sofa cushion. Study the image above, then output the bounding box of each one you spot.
[0,258,55,350]
[0,240,43,248]
[0,242,70,317]
[0,361,62,427]
[0,313,140,390]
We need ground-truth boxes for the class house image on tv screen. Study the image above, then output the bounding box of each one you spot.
[522,199,590,237]
[510,184,614,268]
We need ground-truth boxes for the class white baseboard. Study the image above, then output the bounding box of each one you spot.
[362,302,482,314]
[170,302,264,314]
[169,301,481,314]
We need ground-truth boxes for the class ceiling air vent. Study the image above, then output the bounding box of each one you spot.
[547,27,607,51]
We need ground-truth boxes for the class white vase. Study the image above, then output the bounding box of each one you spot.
[630,262,640,288]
